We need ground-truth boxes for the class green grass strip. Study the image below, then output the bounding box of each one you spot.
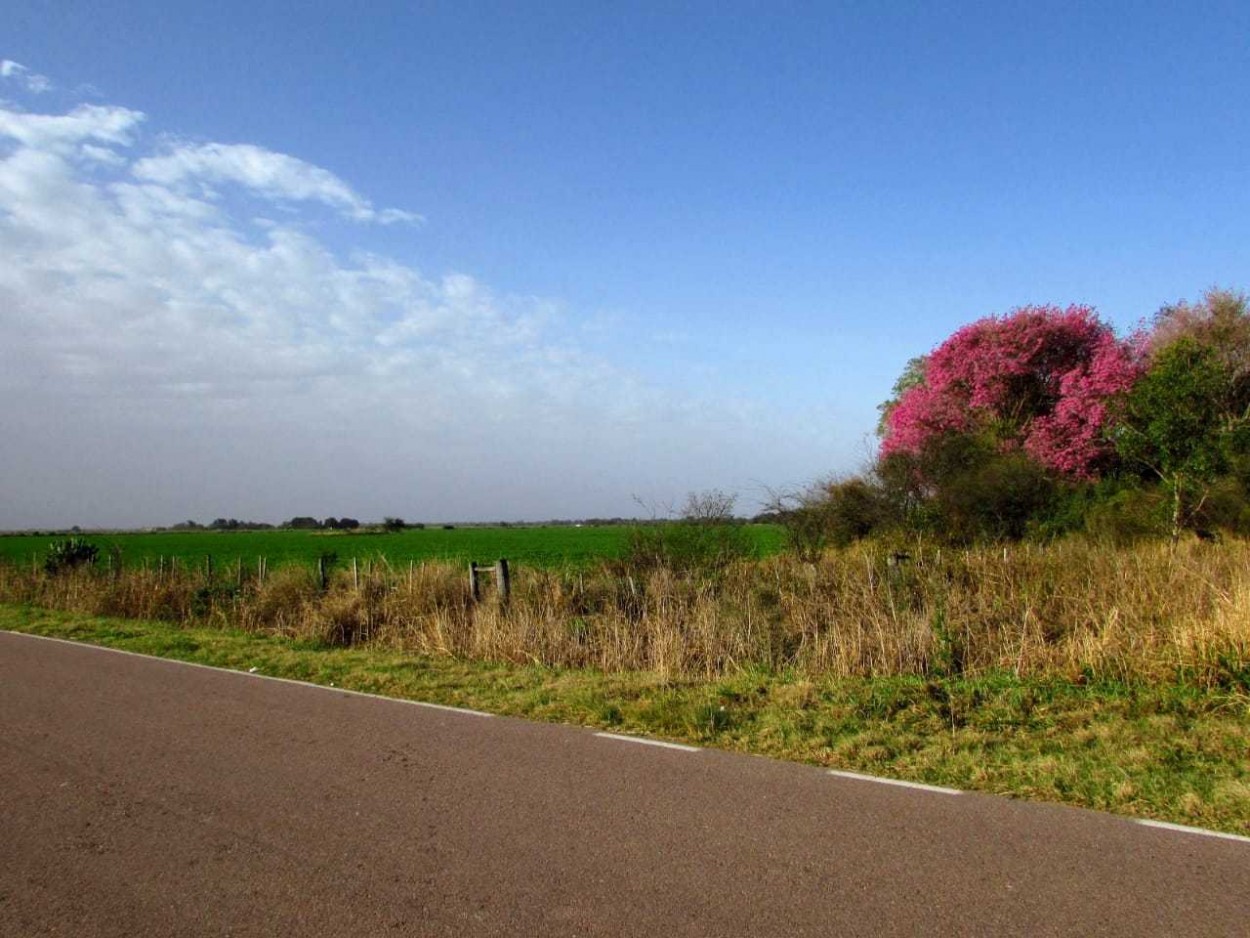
[4,603,1247,835]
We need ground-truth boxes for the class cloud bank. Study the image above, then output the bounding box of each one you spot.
[0,68,821,527]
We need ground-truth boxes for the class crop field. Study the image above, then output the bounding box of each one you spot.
[0,524,787,571]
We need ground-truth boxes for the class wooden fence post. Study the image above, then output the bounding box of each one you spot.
[468,559,510,604]
[495,558,511,604]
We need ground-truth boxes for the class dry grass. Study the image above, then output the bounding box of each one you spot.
[4,605,1248,834]
[3,538,1248,686]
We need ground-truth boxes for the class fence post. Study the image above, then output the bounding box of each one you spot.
[467,560,510,604]
[495,558,511,604]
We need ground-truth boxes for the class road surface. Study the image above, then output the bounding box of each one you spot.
[1,630,1247,936]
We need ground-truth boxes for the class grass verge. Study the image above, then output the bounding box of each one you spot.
[4,603,1247,836]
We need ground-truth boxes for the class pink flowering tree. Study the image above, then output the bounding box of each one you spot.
[879,305,1143,480]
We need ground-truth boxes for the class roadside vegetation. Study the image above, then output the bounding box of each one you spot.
[4,605,1246,835]
[2,538,1247,687]
[3,287,1249,833]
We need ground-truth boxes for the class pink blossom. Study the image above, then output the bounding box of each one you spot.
[881,305,1143,479]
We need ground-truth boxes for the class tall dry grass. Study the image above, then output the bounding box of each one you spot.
[3,539,1247,685]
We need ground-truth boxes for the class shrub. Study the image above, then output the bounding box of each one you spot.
[44,538,99,574]
[934,449,1056,543]
[622,490,752,573]
[1191,476,1250,537]
[877,433,1059,543]
[622,522,753,573]
[1083,486,1167,545]
[770,498,835,560]
[821,477,892,546]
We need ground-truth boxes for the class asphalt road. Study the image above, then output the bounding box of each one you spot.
[1,631,1247,937]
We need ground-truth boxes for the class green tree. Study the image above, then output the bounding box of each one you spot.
[876,355,928,436]
[1114,339,1242,539]
[1149,288,1250,418]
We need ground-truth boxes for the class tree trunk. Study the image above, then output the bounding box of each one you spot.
[1171,473,1183,543]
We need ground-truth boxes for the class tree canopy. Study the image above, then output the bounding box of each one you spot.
[792,289,1250,546]
[879,305,1142,480]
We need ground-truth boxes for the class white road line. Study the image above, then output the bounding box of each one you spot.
[594,732,700,752]
[827,769,962,795]
[1136,819,1250,844]
[1,630,494,718]
[14,630,1250,845]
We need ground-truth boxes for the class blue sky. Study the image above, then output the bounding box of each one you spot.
[3,2,1248,527]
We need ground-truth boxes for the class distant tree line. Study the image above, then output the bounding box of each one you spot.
[172,519,275,531]
[286,516,363,530]
[156,516,761,535]
[169,517,363,531]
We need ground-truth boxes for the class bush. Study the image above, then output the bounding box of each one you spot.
[1191,476,1250,537]
[935,449,1056,542]
[875,434,1059,543]
[44,538,99,575]
[821,477,894,546]
[622,490,752,573]
[622,522,753,573]
[1084,487,1167,545]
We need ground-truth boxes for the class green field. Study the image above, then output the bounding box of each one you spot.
[0,524,787,571]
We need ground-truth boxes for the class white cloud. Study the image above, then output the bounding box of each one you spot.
[0,60,53,94]
[0,90,831,527]
[133,142,420,224]
[0,104,144,151]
